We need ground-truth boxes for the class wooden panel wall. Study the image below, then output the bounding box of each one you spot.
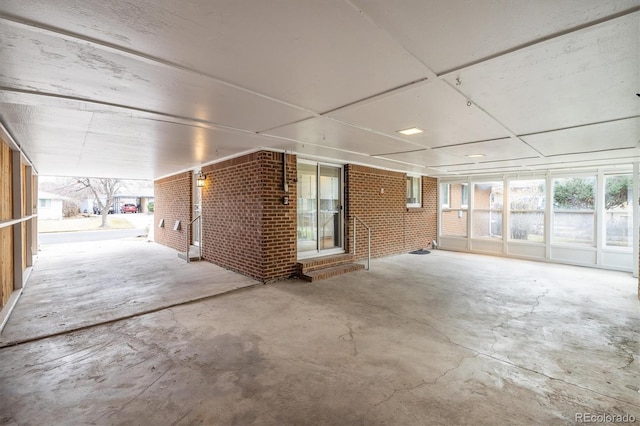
[1,139,13,307]
[0,140,11,221]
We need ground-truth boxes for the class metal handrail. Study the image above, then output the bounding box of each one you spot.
[352,215,371,270]
[186,215,202,263]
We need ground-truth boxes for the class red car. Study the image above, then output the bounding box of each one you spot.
[121,203,138,213]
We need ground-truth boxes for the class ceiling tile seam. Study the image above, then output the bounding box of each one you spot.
[257,116,317,135]
[438,77,546,158]
[256,132,381,158]
[477,156,543,165]
[430,136,513,150]
[545,147,640,158]
[322,117,428,149]
[370,148,428,157]
[0,13,320,118]
[0,87,259,137]
[349,0,637,159]
[319,77,430,116]
[516,115,640,138]
[343,0,438,80]
[431,161,638,177]
[256,133,426,171]
[436,6,640,78]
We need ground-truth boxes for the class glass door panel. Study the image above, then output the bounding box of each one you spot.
[193,174,202,246]
[297,163,318,253]
[319,165,341,250]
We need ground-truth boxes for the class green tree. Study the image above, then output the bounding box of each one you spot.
[553,176,630,210]
[553,178,595,210]
[605,176,631,210]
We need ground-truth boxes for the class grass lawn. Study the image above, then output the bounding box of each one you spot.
[38,216,135,233]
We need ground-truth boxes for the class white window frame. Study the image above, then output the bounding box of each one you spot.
[441,183,450,208]
[406,175,422,208]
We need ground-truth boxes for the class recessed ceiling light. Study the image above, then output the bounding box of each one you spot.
[466,154,485,158]
[397,127,423,136]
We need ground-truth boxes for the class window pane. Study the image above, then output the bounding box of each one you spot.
[472,182,503,238]
[441,183,450,207]
[461,184,468,206]
[509,179,545,242]
[553,177,595,245]
[441,210,467,236]
[406,176,421,206]
[510,212,544,241]
[472,210,502,238]
[605,175,632,247]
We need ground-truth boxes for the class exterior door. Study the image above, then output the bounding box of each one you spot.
[193,174,202,246]
[297,160,343,258]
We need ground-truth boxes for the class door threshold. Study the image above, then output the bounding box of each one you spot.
[297,249,345,260]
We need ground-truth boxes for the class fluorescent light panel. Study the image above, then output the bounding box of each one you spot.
[397,127,423,136]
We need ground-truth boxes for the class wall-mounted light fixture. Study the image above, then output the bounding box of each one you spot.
[196,171,206,187]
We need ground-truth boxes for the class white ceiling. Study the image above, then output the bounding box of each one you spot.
[0,1,638,179]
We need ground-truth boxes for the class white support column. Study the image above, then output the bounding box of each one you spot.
[596,169,605,267]
[11,151,23,290]
[545,173,552,260]
[466,178,472,251]
[502,175,508,255]
[633,162,639,278]
[25,166,33,268]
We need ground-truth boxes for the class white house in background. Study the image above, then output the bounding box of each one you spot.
[37,191,70,220]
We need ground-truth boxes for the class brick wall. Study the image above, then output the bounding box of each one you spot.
[154,171,192,252]
[201,151,297,282]
[345,164,437,260]
[442,183,468,236]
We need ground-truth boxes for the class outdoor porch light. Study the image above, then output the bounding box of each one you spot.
[196,172,206,187]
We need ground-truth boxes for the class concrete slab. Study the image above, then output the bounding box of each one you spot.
[0,249,638,425]
[0,238,258,346]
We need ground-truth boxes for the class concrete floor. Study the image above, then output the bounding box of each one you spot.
[0,242,638,425]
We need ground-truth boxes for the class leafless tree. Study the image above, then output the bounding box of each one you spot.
[74,178,121,228]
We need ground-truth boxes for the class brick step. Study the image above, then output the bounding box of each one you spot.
[299,262,365,282]
[297,253,356,274]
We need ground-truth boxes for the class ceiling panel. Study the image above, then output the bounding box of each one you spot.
[353,0,640,74]
[0,2,638,179]
[0,23,312,132]
[0,0,429,112]
[441,13,640,135]
[522,118,640,157]
[374,149,471,170]
[264,117,423,156]
[433,137,541,162]
[329,80,510,148]
[439,148,640,176]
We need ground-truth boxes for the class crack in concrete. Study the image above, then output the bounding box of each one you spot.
[338,322,358,356]
[426,352,479,386]
[359,288,640,410]
[490,287,549,352]
[372,380,428,407]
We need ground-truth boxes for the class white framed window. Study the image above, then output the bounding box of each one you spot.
[508,179,545,242]
[552,176,596,246]
[39,199,50,208]
[471,181,503,239]
[461,183,469,208]
[604,174,632,248]
[441,183,450,208]
[406,175,422,208]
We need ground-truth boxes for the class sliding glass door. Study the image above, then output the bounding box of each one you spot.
[297,160,343,257]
